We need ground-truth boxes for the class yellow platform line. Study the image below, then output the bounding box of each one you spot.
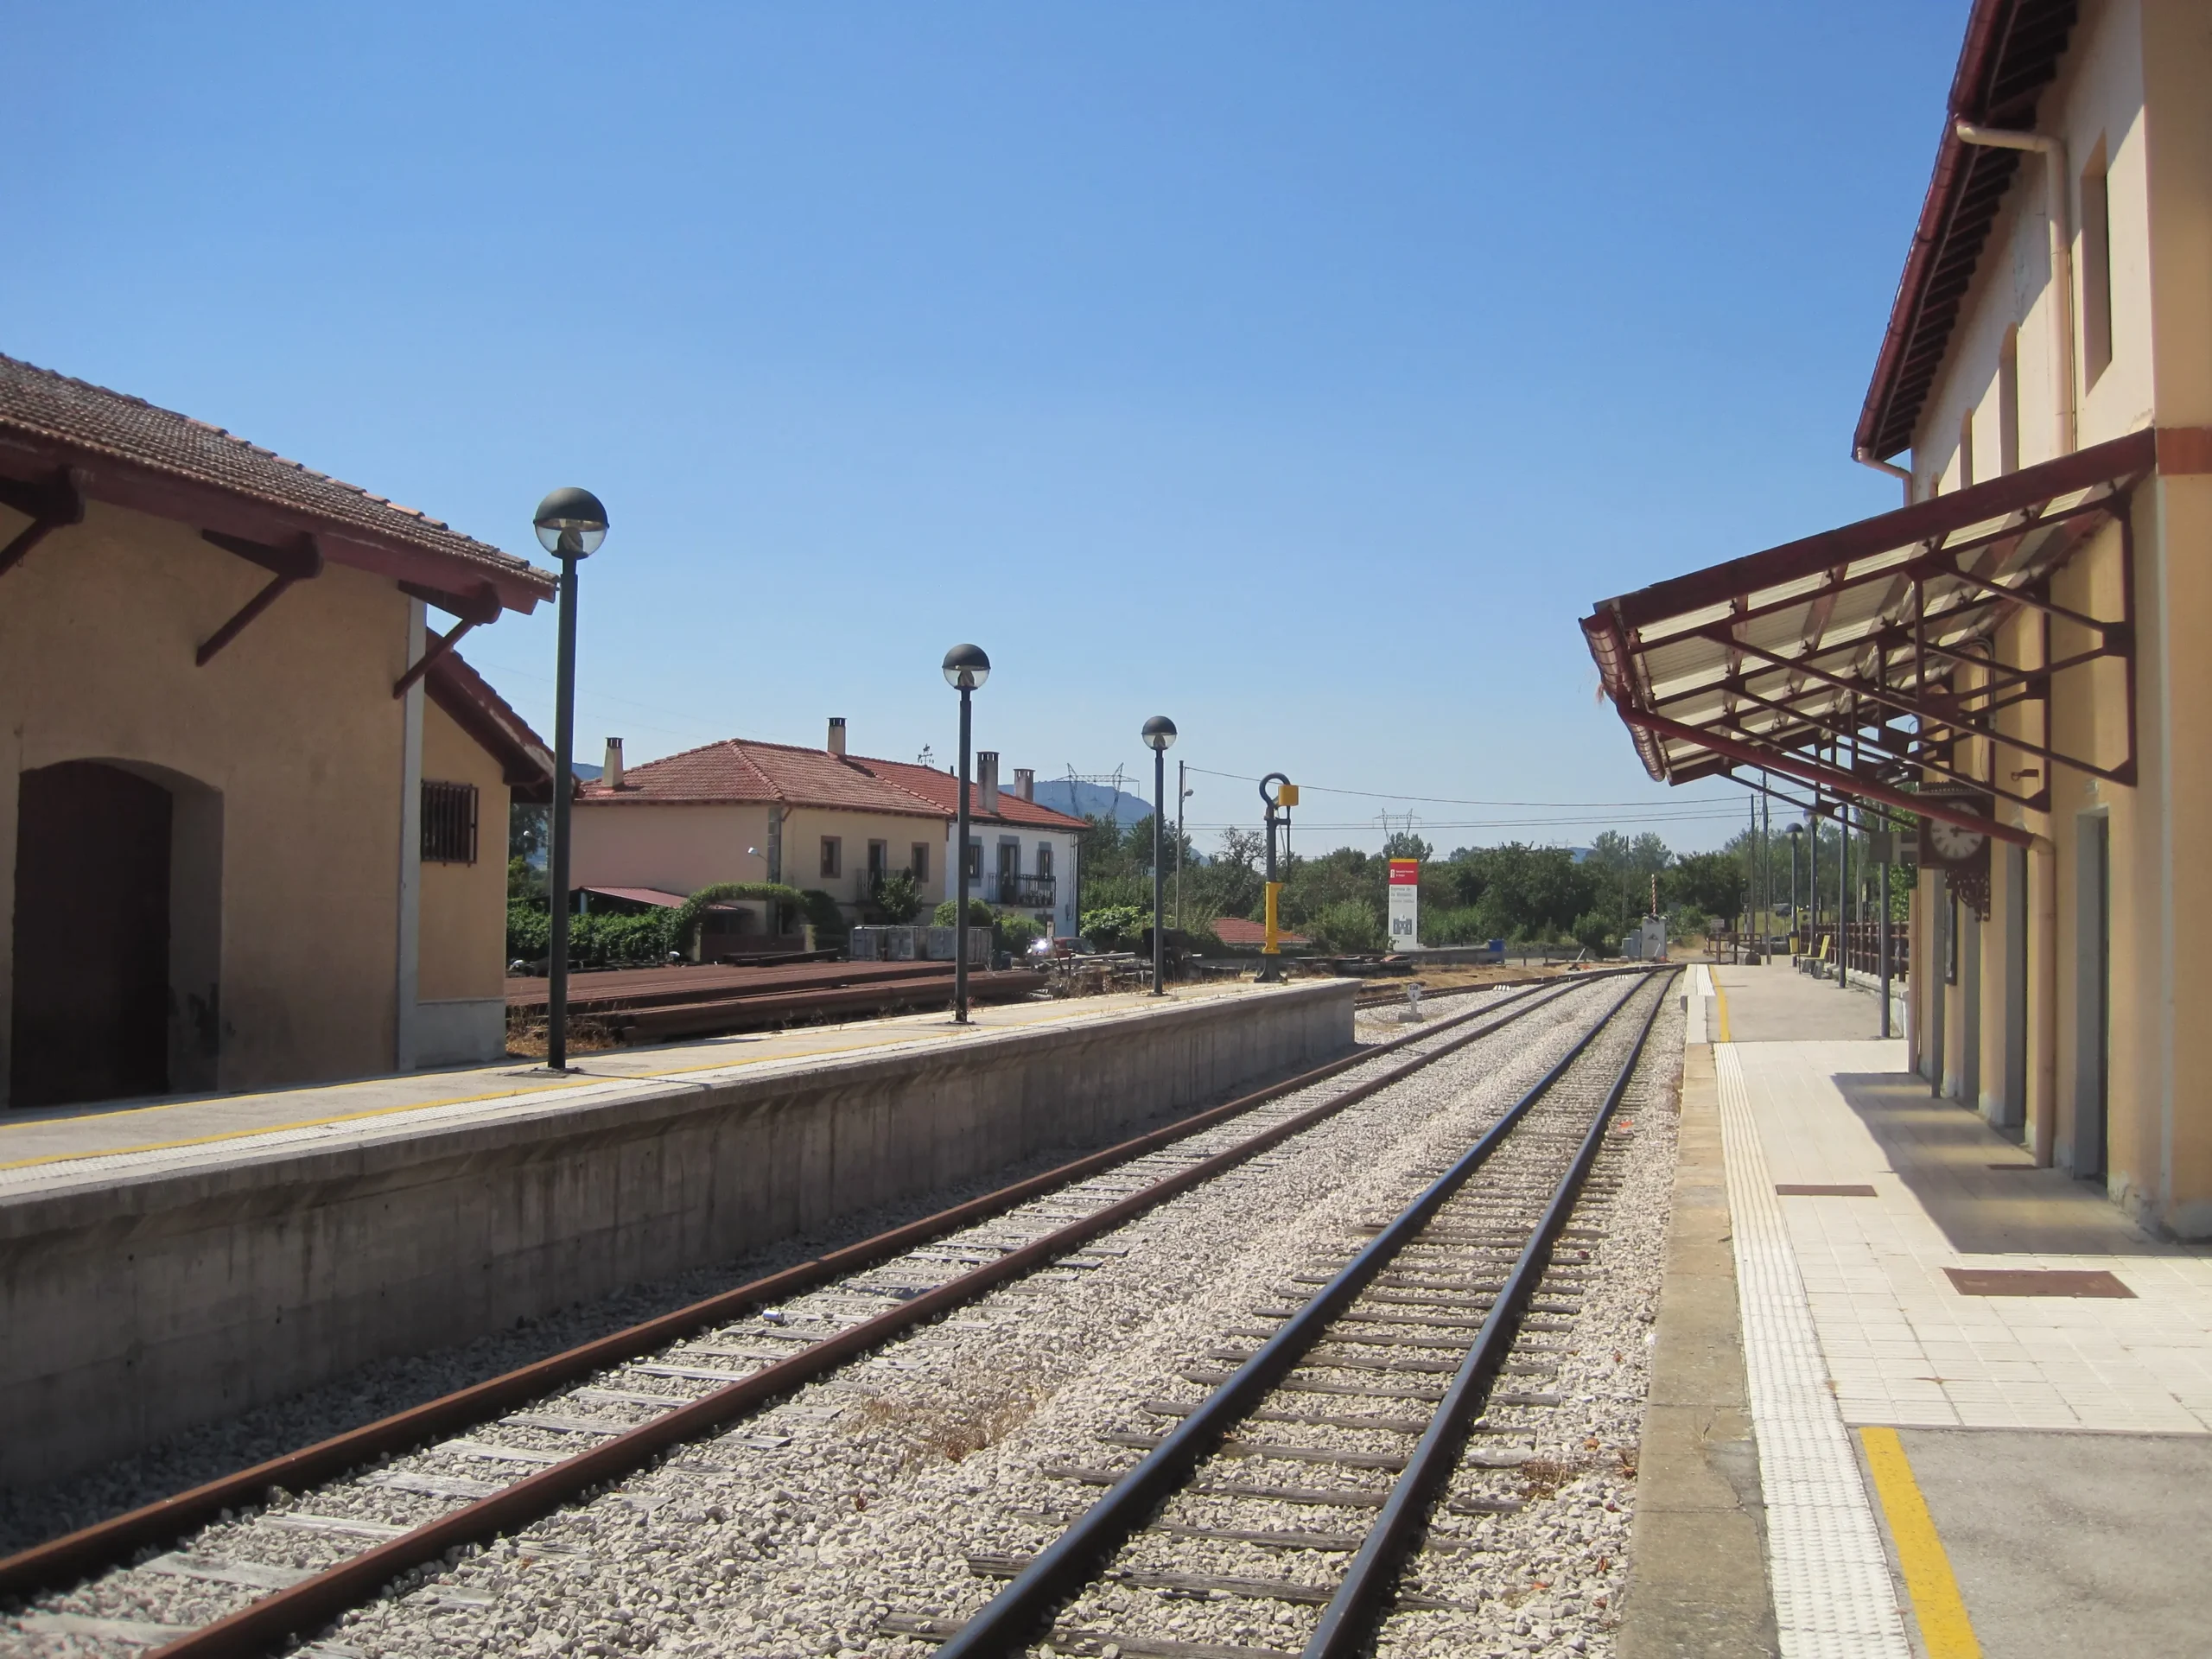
[1860,1426,1981,1658]
[0,1079,596,1173]
[1711,972,1732,1043]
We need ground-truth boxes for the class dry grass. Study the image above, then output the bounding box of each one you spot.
[849,1380,1042,1467]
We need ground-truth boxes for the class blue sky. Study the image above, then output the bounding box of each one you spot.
[8,2,1967,853]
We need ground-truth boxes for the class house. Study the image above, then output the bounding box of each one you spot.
[1583,0,2212,1235]
[569,719,1089,939]
[845,741,1088,940]
[0,353,556,1106]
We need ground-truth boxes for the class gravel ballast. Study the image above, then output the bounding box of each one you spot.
[6,975,1683,1659]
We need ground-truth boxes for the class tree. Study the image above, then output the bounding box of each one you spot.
[1380,830,1433,862]
[1666,850,1742,925]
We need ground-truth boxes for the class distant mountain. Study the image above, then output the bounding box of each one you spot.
[571,761,603,782]
[1030,779,1154,826]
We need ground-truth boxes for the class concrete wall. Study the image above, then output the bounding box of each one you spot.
[0,981,1355,1487]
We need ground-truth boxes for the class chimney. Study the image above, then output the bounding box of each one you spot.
[1014,766,1034,803]
[827,715,847,758]
[603,737,624,790]
[977,751,1000,815]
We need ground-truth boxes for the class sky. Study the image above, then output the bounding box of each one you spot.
[7,2,1971,855]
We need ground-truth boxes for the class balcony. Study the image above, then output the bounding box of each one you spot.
[995,872,1056,908]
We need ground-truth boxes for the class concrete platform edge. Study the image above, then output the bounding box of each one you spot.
[1618,1041,1779,1658]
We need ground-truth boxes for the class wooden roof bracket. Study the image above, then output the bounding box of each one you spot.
[392,582,502,699]
[196,530,324,666]
[0,467,86,581]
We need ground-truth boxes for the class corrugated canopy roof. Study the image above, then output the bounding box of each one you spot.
[1580,429,2158,842]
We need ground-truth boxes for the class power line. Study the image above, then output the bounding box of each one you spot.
[1183,765,1737,811]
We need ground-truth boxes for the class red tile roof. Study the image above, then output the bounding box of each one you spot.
[580,737,946,818]
[579,736,1091,832]
[1210,916,1312,948]
[853,754,1090,832]
[0,353,555,611]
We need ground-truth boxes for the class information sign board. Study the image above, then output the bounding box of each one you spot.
[1387,858,1421,949]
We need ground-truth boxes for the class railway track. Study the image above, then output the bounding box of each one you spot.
[1,967,1666,1658]
[897,966,1675,1659]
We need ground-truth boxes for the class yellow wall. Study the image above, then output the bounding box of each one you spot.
[569,802,775,896]
[0,500,409,1098]
[418,699,510,1003]
[780,805,949,913]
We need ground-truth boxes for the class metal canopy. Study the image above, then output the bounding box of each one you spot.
[1581,429,2160,847]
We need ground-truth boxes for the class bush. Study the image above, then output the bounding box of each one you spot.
[1570,909,1618,958]
[505,903,673,969]
[996,914,1044,957]
[932,898,995,927]
[1307,898,1385,953]
[873,869,924,923]
[1080,904,1147,950]
[798,888,848,950]
[666,882,810,958]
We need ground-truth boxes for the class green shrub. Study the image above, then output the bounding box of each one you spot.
[873,869,924,923]
[996,914,1044,956]
[1307,899,1384,953]
[1571,909,1618,958]
[798,888,848,950]
[505,904,673,969]
[1079,904,1147,949]
[666,882,810,958]
[932,898,995,927]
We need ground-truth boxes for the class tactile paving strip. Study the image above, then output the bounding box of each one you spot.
[1716,1043,1911,1658]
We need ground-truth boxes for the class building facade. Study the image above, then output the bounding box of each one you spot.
[569,720,1087,938]
[0,355,556,1106]
[1583,0,2212,1236]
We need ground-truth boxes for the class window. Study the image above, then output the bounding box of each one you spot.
[820,836,842,878]
[1998,326,2020,474]
[868,841,888,884]
[1958,409,1975,489]
[1036,843,1053,880]
[2081,138,2113,385]
[911,842,930,882]
[964,840,982,880]
[421,780,479,864]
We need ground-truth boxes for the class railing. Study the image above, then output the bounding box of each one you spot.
[1805,922,1910,981]
[995,873,1056,907]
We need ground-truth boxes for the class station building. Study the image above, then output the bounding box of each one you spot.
[1583,0,2212,1236]
[0,355,556,1107]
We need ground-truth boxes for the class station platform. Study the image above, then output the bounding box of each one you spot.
[1630,962,2212,1657]
[1,979,1354,1489]
[0,982,1257,1193]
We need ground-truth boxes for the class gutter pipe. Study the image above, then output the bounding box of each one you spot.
[1854,448,1915,504]
[1954,120,2079,459]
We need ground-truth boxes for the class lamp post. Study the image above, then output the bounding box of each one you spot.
[1141,716,1177,995]
[1787,823,1803,956]
[943,644,990,1023]
[532,487,609,1071]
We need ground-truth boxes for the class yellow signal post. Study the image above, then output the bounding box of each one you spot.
[1258,772,1294,982]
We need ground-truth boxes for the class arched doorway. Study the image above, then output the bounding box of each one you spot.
[10,760,174,1106]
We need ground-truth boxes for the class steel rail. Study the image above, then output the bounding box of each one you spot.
[111,967,1665,1659]
[0,974,1593,1605]
[1303,966,1675,1657]
[931,969,1664,1659]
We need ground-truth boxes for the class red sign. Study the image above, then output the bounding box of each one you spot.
[1388,858,1421,886]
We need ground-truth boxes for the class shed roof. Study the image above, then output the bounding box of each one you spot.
[1580,429,2177,842]
[0,353,555,612]
[1210,916,1312,949]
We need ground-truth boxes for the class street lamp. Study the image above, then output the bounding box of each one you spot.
[1141,716,1177,996]
[943,644,990,1023]
[532,487,609,1071]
